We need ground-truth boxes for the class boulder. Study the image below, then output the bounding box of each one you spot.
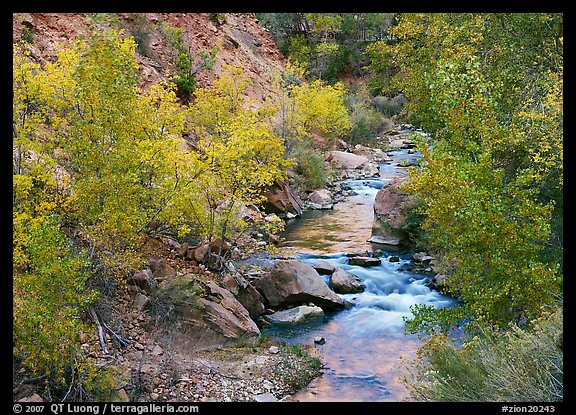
[128,268,157,294]
[222,273,266,320]
[148,257,176,281]
[427,273,449,292]
[367,235,402,246]
[175,242,189,258]
[18,393,44,402]
[371,177,412,246]
[348,257,382,267]
[253,393,278,402]
[412,252,434,264]
[326,151,369,169]
[307,188,334,209]
[311,261,336,275]
[330,268,366,294]
[210,237,231,254]
[254,261,345,311]
[262,181,304,216]
[176,242,188,258]
[263,305,324,325]
[194,243,209,262]
[198,291,260,340]
[346,250,370,258]
[308,188,333,205]
[152,276,261,351]
[133,293,149,311]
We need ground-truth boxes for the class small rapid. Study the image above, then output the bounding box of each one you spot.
[263,150,456,401]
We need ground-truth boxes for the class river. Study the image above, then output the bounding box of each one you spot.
[262,149,456,402]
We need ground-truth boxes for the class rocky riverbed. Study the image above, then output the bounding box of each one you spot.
[14,123,436,403]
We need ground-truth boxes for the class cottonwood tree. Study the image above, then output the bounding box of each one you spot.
[386,12,562,333]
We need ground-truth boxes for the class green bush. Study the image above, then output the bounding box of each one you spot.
[346,83,389,145]
[291,142,334,191]
[403,303,563,402]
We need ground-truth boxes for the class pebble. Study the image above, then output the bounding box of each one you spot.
[313,336,326,345]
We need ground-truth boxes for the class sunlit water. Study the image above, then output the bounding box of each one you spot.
[264,150,456,402]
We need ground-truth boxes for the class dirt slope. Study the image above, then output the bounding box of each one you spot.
[13,12,287,104]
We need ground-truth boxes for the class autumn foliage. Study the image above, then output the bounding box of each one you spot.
[13,24,352,396]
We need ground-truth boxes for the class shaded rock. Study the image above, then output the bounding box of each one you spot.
[262,181,304,216]
[263,305,324,325]
[311,261,336,275]
[161,279,260,352]
[175,242,189,258]
[348,257,382,267]
[185,248,197,261]
[254,261,345,311]
[198,281,260,340]
[222,273,266,320]
[194,244,209,263]
[210,237,231,254]
[129,268,157,294]
[148,257,176,281]
[330,268,365,294]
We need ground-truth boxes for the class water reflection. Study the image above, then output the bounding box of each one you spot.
[267,151,454,402]
[279,178,388,256]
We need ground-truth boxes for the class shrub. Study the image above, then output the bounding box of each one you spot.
[13,215,101,395]
[346,83,389,145]
[372,94,406,117]
[290,139,334,191]
[403,303,563,402]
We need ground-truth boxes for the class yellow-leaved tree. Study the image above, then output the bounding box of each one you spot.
[13,27,202,398]
[185,65,293,265]
[270,62,352,145]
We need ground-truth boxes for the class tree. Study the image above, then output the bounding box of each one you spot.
[385,13,563,333]
[269,63,352,146]
[186,64,293,265]
[257,13,395,83]
[13,28,202,395]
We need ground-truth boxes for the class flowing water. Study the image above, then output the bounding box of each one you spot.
[262,149,456,402]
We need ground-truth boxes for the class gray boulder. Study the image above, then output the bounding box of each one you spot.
[348,257,382,267]
[330,268,365,294]
[311,261,336,275]
[263,305,324,325]
[326,151,369,169]
[254,261,345,311]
